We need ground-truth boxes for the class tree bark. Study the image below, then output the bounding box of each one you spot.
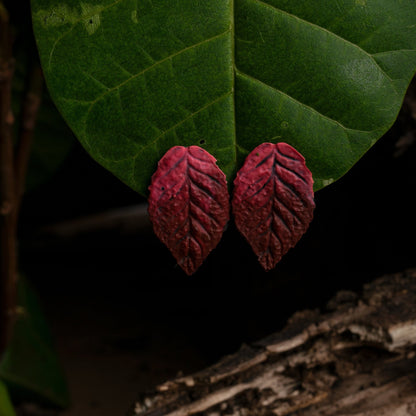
[128,269,416,416]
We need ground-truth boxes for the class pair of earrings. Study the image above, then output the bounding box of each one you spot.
[148,142,315,275]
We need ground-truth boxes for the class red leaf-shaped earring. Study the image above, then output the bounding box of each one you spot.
[233,143,315,271]
[148,146,230,275]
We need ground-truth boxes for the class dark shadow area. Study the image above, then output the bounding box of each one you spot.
[16,84,416,415]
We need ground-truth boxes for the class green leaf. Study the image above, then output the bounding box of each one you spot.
[0,381,16,416]
[0,278,70,409]
[31,0,416,193]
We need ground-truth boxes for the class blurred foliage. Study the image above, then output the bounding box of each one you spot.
[12,41,75,192]
[0,277,70,408]
[0,381,16,416]
[1,2,71,409]
[5,0,75,192]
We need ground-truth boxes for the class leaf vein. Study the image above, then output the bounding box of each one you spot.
[236,69,373,134]
[131,92,232,186]
[86,29,231,117]
[47,0,125,69]
[248,0,398,88]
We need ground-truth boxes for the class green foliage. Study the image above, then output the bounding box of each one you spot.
[32,0,416,194]
[0,381,16,416]
[0,278,70,409]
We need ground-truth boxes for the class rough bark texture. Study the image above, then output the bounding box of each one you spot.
[129,269,416,416]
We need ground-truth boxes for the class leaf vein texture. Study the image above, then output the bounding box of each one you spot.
[47,0,125,68]
[248,0,398,85]
[148,146,229,275]
[233,143,315,270]
[86,30,231,110]
[236,70,372,134]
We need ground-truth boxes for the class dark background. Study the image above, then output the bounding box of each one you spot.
[14,81,416,415]
[2,0,415,413]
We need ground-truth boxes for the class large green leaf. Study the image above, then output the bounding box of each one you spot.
[0,278,70,408]
[0,381,16,416]
[31,0,416,193]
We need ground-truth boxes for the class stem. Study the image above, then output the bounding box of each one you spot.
[0,3,17,356]
[14,65,43,217]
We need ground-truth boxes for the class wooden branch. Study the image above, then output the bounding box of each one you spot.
[39,204,151,238]
[0,3,17,356]
[129,269,416,416]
